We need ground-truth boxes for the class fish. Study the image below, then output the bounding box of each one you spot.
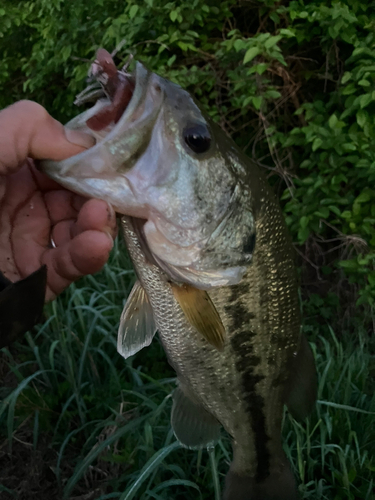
[40,50,317,500]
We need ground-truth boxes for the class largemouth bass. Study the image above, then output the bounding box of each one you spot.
[41,50,317,500]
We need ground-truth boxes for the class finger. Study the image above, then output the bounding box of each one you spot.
[51,220,75,247]
[50,199,117,254]
[0,101,95,175]
[71,199,117,238]
[43,190,78,223]
[43,230,114,300]
[25,161,92,216]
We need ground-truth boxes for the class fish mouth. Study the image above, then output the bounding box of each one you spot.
[40,61,164,182]
[82,60,156,138]
[69,60,152,139]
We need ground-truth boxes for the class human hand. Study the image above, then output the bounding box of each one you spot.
[0,100,117,301]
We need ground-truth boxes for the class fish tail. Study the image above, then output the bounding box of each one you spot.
[223,463,299,500]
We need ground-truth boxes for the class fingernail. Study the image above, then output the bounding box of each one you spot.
[106,202,116,222]
[105,231,114,249]
[64,128,96,150]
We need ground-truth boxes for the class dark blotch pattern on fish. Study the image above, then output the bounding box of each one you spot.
[230,330,270,482]
[226,284,270,483]
[228,302,255,331]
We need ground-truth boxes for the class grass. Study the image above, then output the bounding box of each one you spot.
[1,237,375,500]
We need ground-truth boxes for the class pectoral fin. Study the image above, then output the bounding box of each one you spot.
[171,283,225,350]
[117,280,157,359]
[284,334,317,421]
[171,382,221,449]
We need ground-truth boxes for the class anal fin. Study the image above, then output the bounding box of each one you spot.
[171,283,225,351]
[171,382,221,449]
[117,280,157,359]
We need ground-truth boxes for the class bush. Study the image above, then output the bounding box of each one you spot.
[1,0,374,321]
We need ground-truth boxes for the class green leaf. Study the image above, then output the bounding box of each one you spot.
[339,260,359,270]
[279,28,295,38]
[61,46,71,62]
[177,41,194,52]
[170,10,178,22]
[341,211,352,219]
[314,208,329,218]
[328,114,338,129]
[251,63,268,75]
[357,109,367,128]
[298,226,310,243]
[242,96,253,107]
[129,5,139,19]
[312,137,323,151]
[341,143,356,152]
[329,205,341,216]
[358,79,370,87]
[300,215,310,228]
[243,46,260,64]
[252,96,262,110]
[355,192,371,204]
[264,89,281,99]
[234,39,246,52]
[264,35,282,49]
[360,93,372,109]
[167,54,176,66]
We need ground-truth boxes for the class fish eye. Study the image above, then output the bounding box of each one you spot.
[183,124,211,154]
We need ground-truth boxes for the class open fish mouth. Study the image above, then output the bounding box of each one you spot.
[76,49,137,133]
[65,56,164,151]
[40,56,164,187]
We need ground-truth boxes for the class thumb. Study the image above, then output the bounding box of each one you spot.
[0,100,95,175]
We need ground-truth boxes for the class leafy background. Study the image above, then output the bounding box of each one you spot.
[0,1,374,499]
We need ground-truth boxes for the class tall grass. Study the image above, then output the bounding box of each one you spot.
[1,238,374,499]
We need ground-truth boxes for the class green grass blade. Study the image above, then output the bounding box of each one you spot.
[208,447,221,500]
[119,441,180,500]
[317,400,375,415]
[152,478,202,496]
[0,484,17,496]
[1,369,50,452]
[63,414,150,499]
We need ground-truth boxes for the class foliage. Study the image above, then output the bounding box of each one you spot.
[1,0,374,317]
[1,0,375,498]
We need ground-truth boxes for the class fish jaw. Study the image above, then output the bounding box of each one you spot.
[40,62,164,216]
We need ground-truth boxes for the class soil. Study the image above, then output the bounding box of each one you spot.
[0,433,109,500]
